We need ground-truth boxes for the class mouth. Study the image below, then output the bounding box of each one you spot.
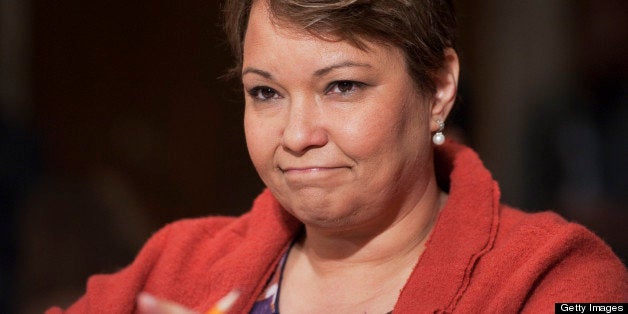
[281,166,345,173]
[278,166,351,184]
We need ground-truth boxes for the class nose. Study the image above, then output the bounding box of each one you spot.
[280,97,328,155]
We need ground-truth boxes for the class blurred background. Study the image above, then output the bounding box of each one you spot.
[1,0,626,312]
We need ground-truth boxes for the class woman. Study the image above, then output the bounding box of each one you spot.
[49,0,626,313]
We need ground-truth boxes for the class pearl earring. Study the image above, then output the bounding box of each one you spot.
[432,120,445,145]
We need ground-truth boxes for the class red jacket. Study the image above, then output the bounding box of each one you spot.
[48,142,627,313]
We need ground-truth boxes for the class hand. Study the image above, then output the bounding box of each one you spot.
[137,292,197,314]
[136,290,239,314]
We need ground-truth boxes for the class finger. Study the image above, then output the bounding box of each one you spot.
[206,290,240,314]
[137,292,197,314]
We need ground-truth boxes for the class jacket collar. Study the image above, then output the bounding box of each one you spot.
[395,141,500,313]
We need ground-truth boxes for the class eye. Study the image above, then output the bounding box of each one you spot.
[247,86,281,101]
[325,81,364,95]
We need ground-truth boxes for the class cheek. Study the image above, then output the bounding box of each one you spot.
[346,102,429,167]
[340,103,413,155]
[329,116,393,169]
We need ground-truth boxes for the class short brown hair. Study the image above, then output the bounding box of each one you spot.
[223,0,457,94]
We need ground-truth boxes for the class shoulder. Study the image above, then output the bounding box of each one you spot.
[496,205,621,268]
[153,189,288,249]
[483,206,626,304]
[46,215,245,313]
[496,206,593,250]
[138,213,264,273]
[458,206,626,311]
[49,189,296,313]
[155,215,241,248]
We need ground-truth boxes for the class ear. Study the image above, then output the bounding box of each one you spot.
[430,48,459,132]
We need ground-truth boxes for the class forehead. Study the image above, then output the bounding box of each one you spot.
[242,0,406,75]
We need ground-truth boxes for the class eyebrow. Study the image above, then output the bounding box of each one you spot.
[241,61,372,79]
[242,67,272,79]
[313,61,372,77]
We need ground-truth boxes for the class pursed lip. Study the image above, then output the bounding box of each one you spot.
[279,166,348,173]
[278,165,351,186]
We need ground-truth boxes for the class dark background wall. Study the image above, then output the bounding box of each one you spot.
[1,1,626,313]
[30,1,262,222]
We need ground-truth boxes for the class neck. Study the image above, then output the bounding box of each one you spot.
[296,175,445,274]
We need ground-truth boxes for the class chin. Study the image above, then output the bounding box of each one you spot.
[286,201,363,230]
[271,186,368,228]
[297,212,360,231]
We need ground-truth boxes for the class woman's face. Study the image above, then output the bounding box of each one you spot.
[242,1,441,232]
